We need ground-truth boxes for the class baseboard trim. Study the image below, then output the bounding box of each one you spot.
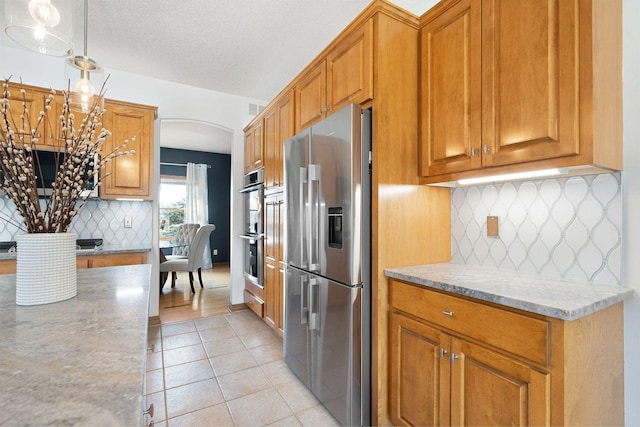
[148,315,161,326]
[228,302,248,312]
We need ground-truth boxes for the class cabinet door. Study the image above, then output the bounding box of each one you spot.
[4,83,47,146]
[263,195,277,329]
[244,121,263,174]
[420,0,482,177]
[481,0,579,167]
[264,195,284,334]
[389,312,450,427]
[295,61,327,132]
[327,18,373,112]
[264,258,278,330]
[263,107,278,188]
[244,130,253,174]
[264,196,278,262]
[101,103,154,199]
[276,92,294,187]
[251,120,263,172]
[50,93,90,146]
[450,338,550,427]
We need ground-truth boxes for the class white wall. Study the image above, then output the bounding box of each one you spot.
[622,1,640,425]
[1,46,264,316]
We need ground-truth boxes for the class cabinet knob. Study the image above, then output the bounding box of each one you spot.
[441,310,453,317]
[451,353,459,364]
[440,347,448,358]
[482,144,491,154]
[470,147,478,157]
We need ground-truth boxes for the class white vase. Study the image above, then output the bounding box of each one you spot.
[16,232,77,306]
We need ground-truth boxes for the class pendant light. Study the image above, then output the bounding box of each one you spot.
[4,0,73,56]
[64,0,104,113]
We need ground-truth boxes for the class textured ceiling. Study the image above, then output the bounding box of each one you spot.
[0,0,436,152]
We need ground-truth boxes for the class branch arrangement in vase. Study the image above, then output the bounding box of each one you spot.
[0,78,135,233]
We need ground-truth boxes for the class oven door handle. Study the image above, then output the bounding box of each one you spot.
[238,234,265,240]
[239,183,263,193]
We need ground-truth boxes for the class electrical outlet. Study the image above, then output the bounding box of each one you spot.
[124,216,132,228]
[487,216,498,237]
[213,249,218,256]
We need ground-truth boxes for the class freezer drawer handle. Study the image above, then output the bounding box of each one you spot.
[301,275,308,325]
[308,277,319,331]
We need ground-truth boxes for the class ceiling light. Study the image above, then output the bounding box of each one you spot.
[64,0,104,114]
[28,0,61,27]
[4,0,73,56]
[457,168,569,186]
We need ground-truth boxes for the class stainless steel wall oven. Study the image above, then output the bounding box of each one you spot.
[239,168,264,287]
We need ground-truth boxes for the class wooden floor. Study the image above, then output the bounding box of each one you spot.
[159,263,231,324]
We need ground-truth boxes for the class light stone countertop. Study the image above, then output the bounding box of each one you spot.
[384,263,634,321]
[0,264,151,426]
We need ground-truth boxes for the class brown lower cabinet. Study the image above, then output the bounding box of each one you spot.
[388,279,624,426]
[0,252,147,274]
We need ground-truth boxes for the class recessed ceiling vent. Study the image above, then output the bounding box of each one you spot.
[248,103,265,116]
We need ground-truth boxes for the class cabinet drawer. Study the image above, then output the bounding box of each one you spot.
[0,259,16,274]
[244,290,264,318]
[390,279,549,366]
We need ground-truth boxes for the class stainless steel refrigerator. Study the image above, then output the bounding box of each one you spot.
[284,103,371,426]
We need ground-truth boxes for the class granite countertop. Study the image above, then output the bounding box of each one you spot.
[384,263,634,321]
[0,245,151,260]
[0,264,151,426]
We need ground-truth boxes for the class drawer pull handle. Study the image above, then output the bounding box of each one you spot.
[144,403,154,417]
[441,310,453,317]
[451,353,459,364]
[440,348,448,358]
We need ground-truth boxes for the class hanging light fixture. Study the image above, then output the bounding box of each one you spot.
[64,0,104,113]
[4,0,73,56]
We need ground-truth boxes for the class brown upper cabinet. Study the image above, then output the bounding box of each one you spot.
[4,82,48,146]
[5,82,156,199]
[275,92,294,186]
[100,100,156,200]
[263,90,293,190]
[263,105,277,187]
[243,119,263,174]
[419,0,622,183]
[294,19,374,133]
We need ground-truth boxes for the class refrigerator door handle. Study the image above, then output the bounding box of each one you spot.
[308,164,321,272]
[299,167,308,268]
[308,277,319,331]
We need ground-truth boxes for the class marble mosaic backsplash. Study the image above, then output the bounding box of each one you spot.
[450,173,621,285]
[0,197,152,248]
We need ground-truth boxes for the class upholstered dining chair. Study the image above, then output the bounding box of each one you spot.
[160,224,216,294]
[163,223,200,288]
[168,223,200,258]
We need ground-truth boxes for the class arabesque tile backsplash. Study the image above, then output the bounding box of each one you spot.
[451,173,621,285]
[0,198,152,248]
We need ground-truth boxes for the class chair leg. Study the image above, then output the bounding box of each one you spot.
[171,272,176,288]
[188,272,195,294]
[198,268,204,288]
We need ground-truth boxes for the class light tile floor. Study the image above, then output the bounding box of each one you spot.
[147,310,340,426]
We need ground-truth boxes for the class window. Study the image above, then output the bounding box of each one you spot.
[159,175,186,247]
